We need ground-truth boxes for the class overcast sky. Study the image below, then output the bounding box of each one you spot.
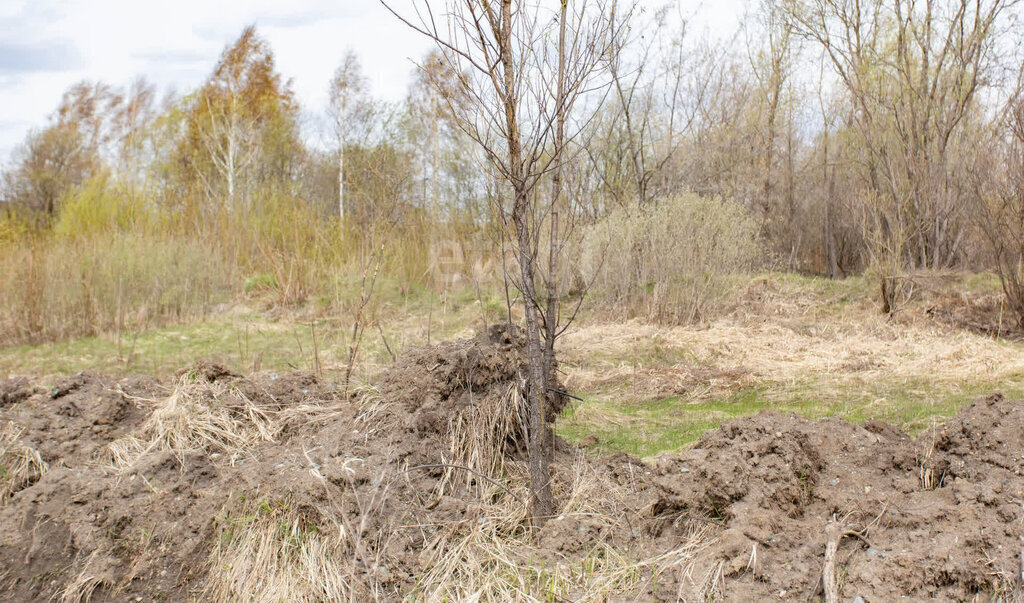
[0,0,743,163]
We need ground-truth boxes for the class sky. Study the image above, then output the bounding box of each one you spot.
[0,0,744,163]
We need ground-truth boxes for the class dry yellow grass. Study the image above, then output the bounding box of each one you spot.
[414,454,717,602]
[0,421,47,505]
[437,379,529,498]
[58,551,111,603]
[108,376,343,470]
[561,300,1024,404]
[206,500,355,602]
[108,378,276,469]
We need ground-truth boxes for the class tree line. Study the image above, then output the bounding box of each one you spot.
[4,0,1024,320]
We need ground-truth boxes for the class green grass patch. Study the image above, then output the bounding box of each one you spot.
[0,313,345,378]
[557,376,1024,458]
[0,281,511,379]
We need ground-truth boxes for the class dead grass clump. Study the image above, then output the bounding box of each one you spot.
[437,379,530,497]
[0,421,47,504]
[0,232,233,346]
[416,455,715,601]
[58,550,113,603]
[206,498,355,602]
[108,377,276,469]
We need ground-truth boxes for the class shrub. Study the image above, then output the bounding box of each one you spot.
[581,193,759,323]
[0,232,233,345]
[53,173,150,239]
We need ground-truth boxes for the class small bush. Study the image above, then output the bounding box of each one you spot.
[244,273,279,293]
[581,193,759,323]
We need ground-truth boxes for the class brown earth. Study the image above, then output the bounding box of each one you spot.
[1,326,1022,601]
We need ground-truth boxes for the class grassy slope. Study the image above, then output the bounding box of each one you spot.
[3,271,1022,458]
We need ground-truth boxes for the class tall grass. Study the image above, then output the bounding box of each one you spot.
[0,163,488,346]
[0,232,233,345]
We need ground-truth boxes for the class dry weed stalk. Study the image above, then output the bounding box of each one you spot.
[108,378,274,469]
[415,455,715,601]
[108,377,342,470]
[917,418,941,491]
[0,421,47,504]
[58,550,110,603]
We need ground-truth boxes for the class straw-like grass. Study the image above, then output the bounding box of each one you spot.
[563,313,1024,403]
[108,378,276,469]
[0,421,47,504]
[108,375,344,470]
[437,379,530,497]
[58,551,111,603]
[414,453,716,601]
[205,499,355,602]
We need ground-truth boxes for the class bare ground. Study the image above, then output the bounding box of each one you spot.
[1,325,1023,601]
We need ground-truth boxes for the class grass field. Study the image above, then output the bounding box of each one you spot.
[3,271,1021,458]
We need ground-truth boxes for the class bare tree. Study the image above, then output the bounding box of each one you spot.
[781,0,1014,308]
[600,4,690,207]
[328,50,375,221]
[975,79,1024,328]
[381,0,618,524]
[745,0,795,242]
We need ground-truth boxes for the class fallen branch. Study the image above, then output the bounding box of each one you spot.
[823,522,843,603]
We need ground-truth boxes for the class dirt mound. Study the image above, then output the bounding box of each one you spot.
[2,338,1023,601]
[647,394,1024,600]
[378,323,567,425]
[0,363,358,601]
[0,332,579,601]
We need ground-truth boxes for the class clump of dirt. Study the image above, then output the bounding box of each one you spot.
[378,323,567,425]
[645,393,1024,600]
[2,334,1023,601]
[0,377,38,409]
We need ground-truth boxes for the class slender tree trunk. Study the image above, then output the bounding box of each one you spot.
[514,190,552,523]
[499,0,552,524]
[823,129,839,279]
[543,0,569,467]
[338,139,345,221]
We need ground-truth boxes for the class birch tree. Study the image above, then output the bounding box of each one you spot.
[328,50,375,220]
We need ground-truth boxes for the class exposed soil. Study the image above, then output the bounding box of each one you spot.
[646,395,1024,600]
[1,327,1023,601]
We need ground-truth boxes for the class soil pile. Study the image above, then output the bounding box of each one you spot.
[1,329,1023,601]
[646,393,1024,600]
[0,326,578,601]
[925,291,1020,337]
